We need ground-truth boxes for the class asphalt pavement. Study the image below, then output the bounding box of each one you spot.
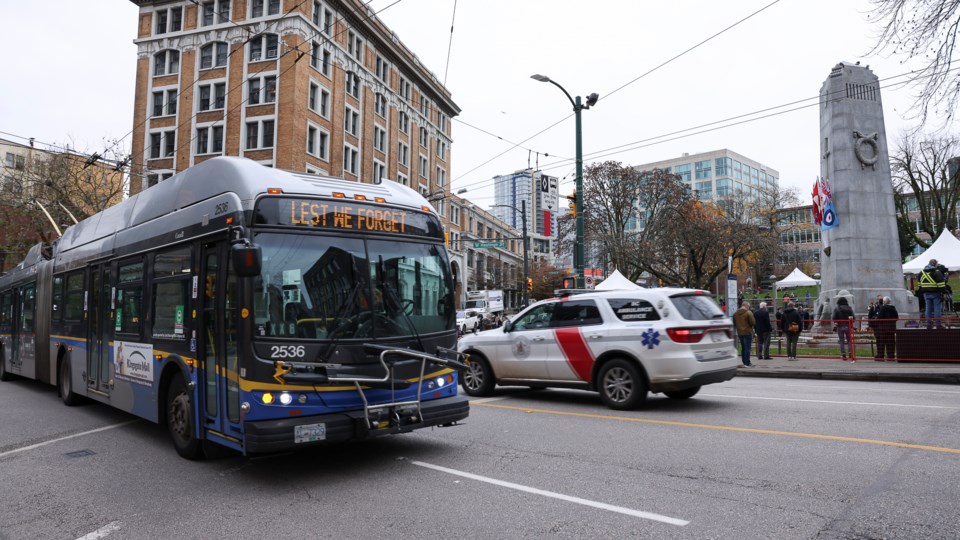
[735,354,960,384]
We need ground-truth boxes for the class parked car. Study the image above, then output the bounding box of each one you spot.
[456,310,481,334]
[457,288,738,410]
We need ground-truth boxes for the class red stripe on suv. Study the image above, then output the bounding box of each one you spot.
[554,328,595,382]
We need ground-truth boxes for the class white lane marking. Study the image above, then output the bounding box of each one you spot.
[699,393,960,409]
[732,380,960,394]
[411,460,688,526]
[0,421,139,459]
[76,521,122,540]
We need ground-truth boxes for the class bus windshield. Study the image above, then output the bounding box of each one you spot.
[252,232,454,340]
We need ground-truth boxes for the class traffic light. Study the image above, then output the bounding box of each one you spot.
[562,277,576,289]
[566,191,577,218]
[527,277,533,291]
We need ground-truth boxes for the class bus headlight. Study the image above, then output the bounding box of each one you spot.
[435,376,446,388]
[279,392,293,405]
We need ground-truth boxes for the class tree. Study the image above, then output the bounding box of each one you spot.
[890,132,960,249]
[577,161,787,290]
[0,142,126,270]
[868,0,960,124]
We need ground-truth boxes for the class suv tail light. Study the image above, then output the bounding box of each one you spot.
[666,328,707,343]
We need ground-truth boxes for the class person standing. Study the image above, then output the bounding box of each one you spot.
[918,259,946,328]
[876,296,899,360]
[733,301,756,367]
[832,297,855,361]
[753,302,773,360]
[780,301,803,361]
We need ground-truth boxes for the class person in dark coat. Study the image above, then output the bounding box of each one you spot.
[832,297,855,361]
[774,308,783,337]
[780,302,804,361]
[876,296,899,360]
[753,302,773,359]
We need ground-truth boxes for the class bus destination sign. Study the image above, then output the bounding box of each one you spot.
[255,197,443,240]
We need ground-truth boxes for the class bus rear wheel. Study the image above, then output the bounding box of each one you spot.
[59,358,82,406]
[167,374,204,460]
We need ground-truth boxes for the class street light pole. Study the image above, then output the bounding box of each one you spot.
[531,74,598,289]
[493,202,529,307]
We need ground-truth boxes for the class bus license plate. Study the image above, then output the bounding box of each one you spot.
[295,423,326,443]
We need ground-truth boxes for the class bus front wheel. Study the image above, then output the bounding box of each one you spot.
[167,374,204,460]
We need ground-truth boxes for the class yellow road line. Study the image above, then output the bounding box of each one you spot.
[474,402,960,455]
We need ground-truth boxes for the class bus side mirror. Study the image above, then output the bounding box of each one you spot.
[232,244,262,277]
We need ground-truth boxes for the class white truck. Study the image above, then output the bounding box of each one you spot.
[465,290,504,317]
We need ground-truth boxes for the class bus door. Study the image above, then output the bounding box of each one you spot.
[86,264,112,393]
[10,285,36,377]
[199,242,243,442]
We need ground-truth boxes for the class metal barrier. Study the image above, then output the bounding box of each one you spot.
[767,318,960,362]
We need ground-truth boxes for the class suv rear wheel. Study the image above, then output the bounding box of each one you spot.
[598,359,647,410]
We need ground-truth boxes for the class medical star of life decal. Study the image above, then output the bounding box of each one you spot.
[641,329,661,349]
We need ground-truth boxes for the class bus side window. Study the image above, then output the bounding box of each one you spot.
[64,271,85,321]
[117,260,144,336]
[152,247,191,340]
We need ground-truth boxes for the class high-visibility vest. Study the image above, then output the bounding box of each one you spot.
[919,270,945,290]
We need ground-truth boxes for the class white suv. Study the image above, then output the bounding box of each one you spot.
[457,288,738,410]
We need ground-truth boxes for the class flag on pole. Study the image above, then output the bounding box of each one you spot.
[812,180,822,225]
[819,176,838,230]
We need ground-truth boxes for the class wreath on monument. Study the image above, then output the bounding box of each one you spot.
[852,131,879,167]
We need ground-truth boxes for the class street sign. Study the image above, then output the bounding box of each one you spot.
[473,241,506,249]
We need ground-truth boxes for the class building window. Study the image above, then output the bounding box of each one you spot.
[418,127,428,148]
[345,71,360,99]
[397,173,408,186]
[436,138,446,160]
[322,6,334,35]
[343,144,358,175]
[374,125,386,153]
[307,124,329,159]
[152,89,177,117]
[248,75,277,105]
[146,171,174,187]
[420,96,430,119]
[398,77,410,101]
[245,119,275,149]
[149,133,162,159]
[155,6,182,34]
[451,205,460,225]
[249,33,279,61]
[348,31,363,61]
[438,112,447,132]
[153,50,180,76]
[399,111,409,134]
[344,105,359,136]
[419,155,428,180]
[310,42,330,76]
[198,82,226,111]
[200,42,228,69]
[436,166,445,187]
[398,141,409,166]
[163,129,176,157]
[250,0,280,18]
[201,0,231,26]
[374,93,387,117]
[375,56,389,83]
[196,125,224,154]
[373,161,386,184]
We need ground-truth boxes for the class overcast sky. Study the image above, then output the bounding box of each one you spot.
[0,0,934,208]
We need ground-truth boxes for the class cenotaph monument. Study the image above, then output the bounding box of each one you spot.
[814,62,917,320]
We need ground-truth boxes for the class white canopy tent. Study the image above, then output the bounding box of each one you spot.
[902,229,960,273]
[594,269,643,290]
[776,267,819,288]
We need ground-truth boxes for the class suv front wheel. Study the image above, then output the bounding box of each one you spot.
[598,359,647,410]
[461,354,495,397]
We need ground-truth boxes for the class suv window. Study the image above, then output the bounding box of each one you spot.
[552,299,603,327]
[512,303,555,331]
[607,298,660,321]
[670,294,724,320]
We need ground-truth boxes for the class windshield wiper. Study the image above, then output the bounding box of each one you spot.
[378,256,427,354]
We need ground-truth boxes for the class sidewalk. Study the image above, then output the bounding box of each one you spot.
[735,356,960,384]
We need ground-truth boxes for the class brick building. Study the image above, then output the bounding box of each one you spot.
[128,0,458,200]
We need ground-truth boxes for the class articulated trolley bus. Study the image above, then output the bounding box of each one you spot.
[0,157,468,458]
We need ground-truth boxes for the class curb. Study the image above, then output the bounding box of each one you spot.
[735,370,960,385]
